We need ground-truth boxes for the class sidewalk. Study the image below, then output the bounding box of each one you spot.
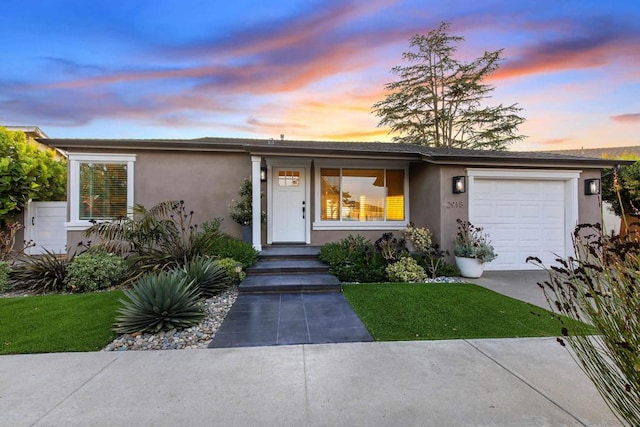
[0,338,620,426]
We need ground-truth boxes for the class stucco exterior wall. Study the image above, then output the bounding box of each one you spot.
[65,149,254,250]
[134,151,251,235]
[578,169,605,225]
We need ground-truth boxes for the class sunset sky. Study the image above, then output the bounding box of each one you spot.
[2,0,639,151]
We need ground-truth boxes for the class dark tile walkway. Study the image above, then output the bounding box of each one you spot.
[208,293,373,348]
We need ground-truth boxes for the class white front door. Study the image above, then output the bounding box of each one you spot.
[272,168,306,242]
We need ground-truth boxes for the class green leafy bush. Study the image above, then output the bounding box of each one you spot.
[432,260,461,278]
[113,271,204,334]
[319,235,387,283]
[206,234,259,268]
[64,251,129,292]
[175,256,230,298]
[0,260,9,292]
[214,257,246,285]
[401,223,433,252]
[9,250,71,293]
[385,256,425,282]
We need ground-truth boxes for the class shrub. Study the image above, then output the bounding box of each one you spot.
[0,261,8,292]
[1,222,34,264]
[385,256,425,282]
[9,250,71,293]
[206,234,259,268]
[374,232,407,262]
[64,251,129,292]
[401,223,433,252]
[214,257,246,285]
[528,224,640,425]
[113,271,205,334]
[432,260,461,278]
[319,235,387,283]
[229,179,266,226]
[84,201,224,273]
[175,256,230,298]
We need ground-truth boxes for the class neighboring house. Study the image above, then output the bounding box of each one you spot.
[4,125,66,159]
[44,137,622,270]
[551,146,640,159]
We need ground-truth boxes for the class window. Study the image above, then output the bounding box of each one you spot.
[320,168,405,223]
[278,170,300,187]
[67,154,135,229]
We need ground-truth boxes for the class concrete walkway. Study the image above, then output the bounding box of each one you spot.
[471,270,551,309]
[0,338,619,426]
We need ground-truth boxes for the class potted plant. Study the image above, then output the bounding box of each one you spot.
[453,219,497,278]
[229,179,265,243]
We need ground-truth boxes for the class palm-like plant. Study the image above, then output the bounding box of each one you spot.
[113,271,205,334]
[84,200,222,274]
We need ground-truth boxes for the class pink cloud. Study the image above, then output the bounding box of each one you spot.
[611,113,640,123]
[493,26,640,80]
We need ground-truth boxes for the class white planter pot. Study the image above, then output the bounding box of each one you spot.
[455,256,485,279]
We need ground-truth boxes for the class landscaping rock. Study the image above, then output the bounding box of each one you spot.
[103,286,238,352]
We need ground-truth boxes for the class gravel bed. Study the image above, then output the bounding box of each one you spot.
[103,286,238,351]
[424,276,467,283]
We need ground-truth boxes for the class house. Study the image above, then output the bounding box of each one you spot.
[44,136,623,270]
[551,146,640,160]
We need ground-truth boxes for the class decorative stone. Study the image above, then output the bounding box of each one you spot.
[102,286,238,352]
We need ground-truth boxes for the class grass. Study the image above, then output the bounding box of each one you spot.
[0,291,124,355]
[343,282,592,341]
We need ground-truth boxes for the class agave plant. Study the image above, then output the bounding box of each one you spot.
[113,271,205,334]
[174,256,230,298]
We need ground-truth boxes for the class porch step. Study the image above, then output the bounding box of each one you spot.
[246,259,329,275]
[238,274,341,293]
[258,246,321,260]
[238,245,340,293]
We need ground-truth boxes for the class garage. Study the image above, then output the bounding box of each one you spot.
[468,169,579,270]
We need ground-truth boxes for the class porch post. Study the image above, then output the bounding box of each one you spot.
[250,156,262,251]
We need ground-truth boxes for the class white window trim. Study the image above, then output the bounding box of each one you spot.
[66,153,136,231]
[313,162,410,231]
[467,168,580,261]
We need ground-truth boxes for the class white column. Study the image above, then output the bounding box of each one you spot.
[251,156,262,251]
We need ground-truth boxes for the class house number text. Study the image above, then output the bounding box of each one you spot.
[445,201,464,209]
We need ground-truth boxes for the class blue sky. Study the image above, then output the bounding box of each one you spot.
[2,0,639,151]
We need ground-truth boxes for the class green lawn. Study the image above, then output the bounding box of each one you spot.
[0,291,124,355]
[343,282,589,341]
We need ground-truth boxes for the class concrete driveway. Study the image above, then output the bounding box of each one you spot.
[471,270,551,309]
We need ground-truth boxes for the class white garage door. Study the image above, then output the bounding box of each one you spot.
[470,179,566,270]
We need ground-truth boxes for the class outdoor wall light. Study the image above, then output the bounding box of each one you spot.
[452,176,466,194]
[260,166,267,182]
[585,178,601,196]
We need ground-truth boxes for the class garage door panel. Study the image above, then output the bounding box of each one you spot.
[471,178,567,270]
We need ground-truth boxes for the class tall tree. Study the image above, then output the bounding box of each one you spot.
[373,22,525,150]
[0,127,66,223]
